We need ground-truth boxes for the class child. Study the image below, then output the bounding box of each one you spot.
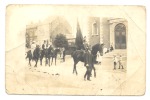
[97,51,102,64]
[113,55,118,70]
[118,55,124,69]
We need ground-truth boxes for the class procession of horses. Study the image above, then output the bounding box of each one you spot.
[26,41,105,81]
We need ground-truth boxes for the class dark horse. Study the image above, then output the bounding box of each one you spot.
[50,48,60,66]
[40,46,60,66]
[71,43,104,76]
[26,45,41,67]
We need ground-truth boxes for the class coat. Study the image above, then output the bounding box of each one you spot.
[42,44,47,50]
[85,50,94,67]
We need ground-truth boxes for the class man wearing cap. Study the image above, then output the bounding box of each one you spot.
[84,47,94,81]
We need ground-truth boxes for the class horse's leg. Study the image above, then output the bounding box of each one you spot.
[29,58,32,66]
[55,56,56,66]
[36,59,38,67]
[84,70,88,81]
[48,57,50,67]
[73,63,75,74]
[28,58,30,66]
[45,56,47,66]
[34,59,37,67]
[51,57,53,65]
[92,66,96,78]
[75,62,78,75]
[73,59,76,74]
[73,60,78,75]
[40,56,43,66]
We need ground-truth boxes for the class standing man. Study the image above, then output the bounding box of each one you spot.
[84,47,95,81]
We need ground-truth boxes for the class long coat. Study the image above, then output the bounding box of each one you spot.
[84,50,94,80]
[85,50,94,67]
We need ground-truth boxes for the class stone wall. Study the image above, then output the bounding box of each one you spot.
[88,17,100,47]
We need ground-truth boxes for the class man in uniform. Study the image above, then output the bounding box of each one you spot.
[84,47,94,81]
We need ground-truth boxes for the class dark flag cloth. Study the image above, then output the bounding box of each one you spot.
[75,20,84,50]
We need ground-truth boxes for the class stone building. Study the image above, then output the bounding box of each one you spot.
[87,17,127,51]
[26,16,73,47]
[26,16,127,54]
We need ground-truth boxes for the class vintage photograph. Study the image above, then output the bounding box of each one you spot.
[5,5,145,95]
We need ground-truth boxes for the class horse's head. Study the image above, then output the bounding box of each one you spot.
[99,43,104,56]
[92,43,104,56]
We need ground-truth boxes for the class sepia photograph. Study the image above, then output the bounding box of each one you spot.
[5,5,146,95]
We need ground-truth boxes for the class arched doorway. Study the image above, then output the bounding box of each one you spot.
[114,23,126,49]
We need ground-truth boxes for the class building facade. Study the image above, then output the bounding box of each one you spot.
[87,17,127,51]
[26,16,73,47]
[26,16,127,52]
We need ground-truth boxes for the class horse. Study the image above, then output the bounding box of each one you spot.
[39,46,60,66]
[26,50,32,66]
[91,43,104,63]
[33,46,41,67]
[26,45,41,67]
[71,43,104,76]
[39,48,49,66]
[49,48,60,66]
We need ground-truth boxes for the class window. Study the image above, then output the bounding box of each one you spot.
[115,23,126,49]
[92,21,98,35]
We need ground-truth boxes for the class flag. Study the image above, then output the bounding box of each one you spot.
[75,20,84,50]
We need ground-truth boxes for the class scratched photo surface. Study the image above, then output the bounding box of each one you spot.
[5,5,146,95]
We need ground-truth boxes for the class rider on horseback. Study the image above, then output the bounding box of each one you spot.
[31,41,36,60]
[42,40,47,51]
[83,36,88,50]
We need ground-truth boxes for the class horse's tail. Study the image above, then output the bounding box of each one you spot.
[26,50,32,59]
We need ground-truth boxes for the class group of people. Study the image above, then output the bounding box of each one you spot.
[30,40,51,55]
[30,40,65,61]
[29,36,123,81]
